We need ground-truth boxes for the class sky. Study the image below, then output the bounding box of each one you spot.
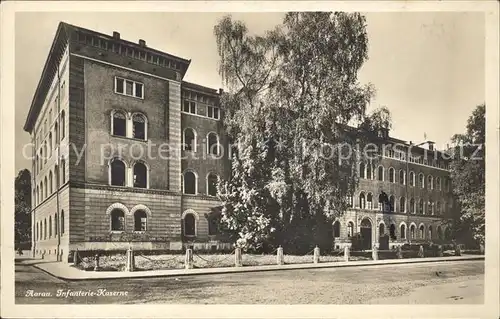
[14,12,485,172]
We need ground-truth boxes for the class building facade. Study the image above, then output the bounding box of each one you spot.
[25,23,453,262]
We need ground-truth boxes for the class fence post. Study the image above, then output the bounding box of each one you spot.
[372,245,378,261]
[94,254,100,271]
[185,248,193,269]
[396,245,403,259]
[455,244,462,256]
[277,246,284,265]
[418,245,424,258]
[126,247,135,272]
[313,246,320,264]
[234,247,242,267]
[344,246,350,262]
[73,250,79,266]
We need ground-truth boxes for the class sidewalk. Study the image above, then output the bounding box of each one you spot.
[23,255,484,281]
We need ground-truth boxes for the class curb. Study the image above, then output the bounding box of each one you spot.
[31,255,484,282]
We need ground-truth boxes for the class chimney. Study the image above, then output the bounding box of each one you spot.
[218,88,224,95]
[113,31,120,39]
[139,39,146,47]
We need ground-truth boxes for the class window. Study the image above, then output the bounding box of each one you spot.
[379,223,385,236]
[409,198,415,214]
[183,128,196,151]
[389,224,396,240]
[61,210,65,234]
[208,216,219,235]
[399,170,405,185]
[183,213,196,236]
[48,132,53,158]
[207,173,218,196]
[49,216,52,238]
[207,106,220,120]
[60,158,66,185]
[60,111,65,140]
[400,197,406,213]
[359,162,366,179]
[347,222,354,237]
[377,166,384,181]
[44,177,48,199]
[115,77,143,98]
[367,193,373,210]
[359,192,366,209]
[49,171,53,194]
[44,219,47,239]
[419,173,425,188]
[55,213,58,235]
[410,225,416,239]
[428,226,433,239]
[409,171,415,187]
[134,210,147,231]
[183,171,197,195]
[346,194,353,208]
[110,159,126,186]
[444,178,449,192]
[427,175,433,189]
[36,223,39,241]
[400,224,406,239]
[428,200,434,215]
[389,195,395,212]
[183,100,196,114]
[437,226,443,240]
[333,221,340,237]
[389,168,395,183]
[112,110,127,137]
[418,199,424,214]
[44,142,47,163]
[111,209,125,231]
[54,122,59,146]
[132,113,147,140]
[36,187,39,205]
[40,181,44,201]
[436,201,441,215]
[419,225,425,239]
[366,164,372,180]
[207,132,220,156]
[133,162,148,188]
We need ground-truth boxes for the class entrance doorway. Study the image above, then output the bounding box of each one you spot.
[360,218,372,250]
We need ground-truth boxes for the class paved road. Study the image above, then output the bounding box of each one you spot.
[15,259,484,304]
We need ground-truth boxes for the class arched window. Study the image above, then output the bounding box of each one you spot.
[333,221,340,238]
[428,200,434,215]
[110,159,126,186]
[44,142,47,163]
[183,213,196,236]
[55,213,58,235]
[436,201,441,215]
[359,162,366,179]
[347,222,354,237]
[111,110,127,137]
[36,186,39,205]
[389,224,396,240]
[132,113,147,140]
[36,155,39,174]
[133,162,148,188]
[40,181,44,200]
[367,193,373,210]
[110,209,125,231]
[49,216,52,238]
[44,218,47,239]
[427,175,433,189]
[134,210,147,231]
[409,198,415,214]
[60,110,65,140]
[49,171,53,194]
[400,224,406,239]
[366,164,372,179]
[428,225,433,239]
[418,199,424,214]
[409,171,415,187]
[419,173,425,188]
[419,225,425,239]
[183,128,196,151]
[410,224,416,239]
[346,194,353,207]
[399,170,405,185]
[61,210,65,234]
[399,197,406,213]
[389,195,395,212]
[54,121,59,145]
[183,171,197,195]
[36,223,39,241]
[359,192,366,209]
[207,132,220,156]
[48,132,53,158]
[436,177,441,190]
[60,158,66,185]
[379,223,385,236]
[389,167,395,183]
[207,173,218,196]
[377,166,384,181]
[44,177,48,199]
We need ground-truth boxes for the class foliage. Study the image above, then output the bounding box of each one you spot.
[214,12,390,253]
[15,169,32,245]
[448,104,485,246]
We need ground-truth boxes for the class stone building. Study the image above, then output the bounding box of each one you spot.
[25,23,453,262]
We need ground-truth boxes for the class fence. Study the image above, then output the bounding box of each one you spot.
[72,243,476,272]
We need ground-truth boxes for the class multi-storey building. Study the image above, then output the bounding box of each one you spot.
[25,23,453,262]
